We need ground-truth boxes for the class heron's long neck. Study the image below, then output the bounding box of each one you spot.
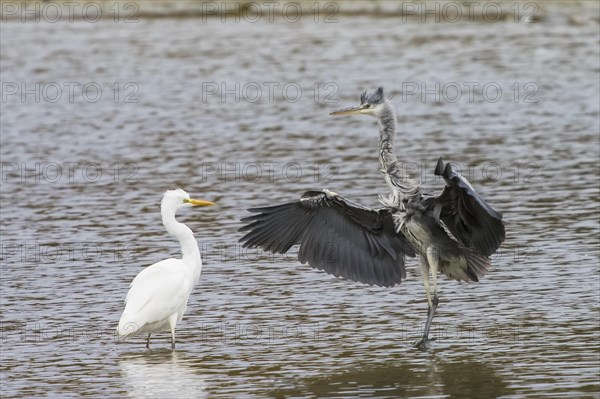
[162,210,202,286]
[377,103,421,201]
[378,104,399,171]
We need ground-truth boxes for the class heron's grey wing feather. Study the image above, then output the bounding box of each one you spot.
[429,158,505,257]
[239,190,415,287]
[439,246,491,283]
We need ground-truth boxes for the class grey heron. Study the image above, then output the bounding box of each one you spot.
[239,87,505,348]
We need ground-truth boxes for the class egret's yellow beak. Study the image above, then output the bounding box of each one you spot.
[329,106,366,116]
[184,198,215,207]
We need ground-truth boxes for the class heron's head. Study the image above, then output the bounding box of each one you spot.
[161,188,215,213]
[330,87,389,118]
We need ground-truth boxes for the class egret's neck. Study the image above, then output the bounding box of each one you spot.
[162,209,202,286]
[378,103,399,170]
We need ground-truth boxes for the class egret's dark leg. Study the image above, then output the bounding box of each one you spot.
[146,333,151,349]
[169,313,177,350]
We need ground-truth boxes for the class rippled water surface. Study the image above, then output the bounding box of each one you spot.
[1,6,599,398]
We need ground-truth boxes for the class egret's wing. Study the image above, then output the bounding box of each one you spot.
[239,190,415,287]
[427,158,505,257]
[119,259,191,335]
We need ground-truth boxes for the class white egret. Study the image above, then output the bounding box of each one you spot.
[117,189,215,349]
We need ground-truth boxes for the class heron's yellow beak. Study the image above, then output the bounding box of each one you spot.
[185,198,215,207]
[329,106,365,116]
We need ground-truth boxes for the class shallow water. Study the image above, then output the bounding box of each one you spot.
[1,7,599,399]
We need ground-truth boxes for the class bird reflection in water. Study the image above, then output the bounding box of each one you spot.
[268,359,509,398]
[118,350,208,399]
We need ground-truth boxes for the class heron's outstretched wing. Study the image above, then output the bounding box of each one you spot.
[427,158,505,257]
[239,190,415,287]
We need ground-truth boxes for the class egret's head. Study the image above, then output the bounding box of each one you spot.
[161,188,215,212]
[330,87,389,118]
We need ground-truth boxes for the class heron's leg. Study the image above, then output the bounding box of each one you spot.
[415,257,433,349]
[423,248,441,340]
[426,246,439,308]
[416,249,441,349]
[427,247,439,307]
[418,295,439,348]
[146,333,151,349]
[418,256,432,308]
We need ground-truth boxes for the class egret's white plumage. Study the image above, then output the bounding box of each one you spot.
[117,189,214,349]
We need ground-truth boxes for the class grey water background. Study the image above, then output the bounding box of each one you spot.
[1,1,599,398]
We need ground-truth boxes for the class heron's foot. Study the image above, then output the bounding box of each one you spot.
[414,336,436,349]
